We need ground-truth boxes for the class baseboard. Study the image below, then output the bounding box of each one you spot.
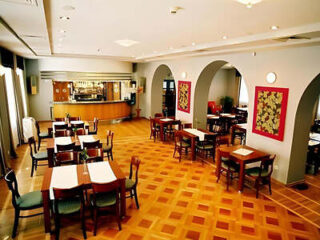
[285,179,305,187]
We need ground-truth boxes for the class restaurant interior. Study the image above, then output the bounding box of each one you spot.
[1,0,320,239]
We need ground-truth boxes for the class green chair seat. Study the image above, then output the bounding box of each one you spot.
[125,179,135,189]
[176,142,190,148]
[34,151,48,159]
[39,132,49,137]
[93,192,116,208]
[16,191,43,209]
[221,161,239,172]
[245,167,269,177]
[196,143,214,150]
[103,144,112,152]
[57,198,81,215]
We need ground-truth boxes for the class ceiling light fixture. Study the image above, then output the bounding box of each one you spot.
[60,30,66,34]
[192,42,196,46]
[236,0,261,8]
[59,16,70,20]
[266,72,277,84]
[222,36,227,40]
[170,6,183,14]
[271,25,279,30]
[114,39,139,47]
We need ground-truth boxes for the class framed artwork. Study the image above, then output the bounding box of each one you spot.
[252,86,289,141]
[177,81,191,113]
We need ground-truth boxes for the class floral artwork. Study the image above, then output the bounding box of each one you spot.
[177,81,191,113]
[252,86,289,141]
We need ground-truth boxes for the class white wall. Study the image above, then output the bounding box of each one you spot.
[136,45,320,184]
[26,57,132,120]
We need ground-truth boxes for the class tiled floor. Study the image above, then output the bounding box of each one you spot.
[0,118,319,240]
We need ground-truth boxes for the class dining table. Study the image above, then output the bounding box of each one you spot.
[48,120,90,136]
[154,117,181,141]
[46,135,99,168]
[41,161,126,233]
[180,128,216,161]
[217,145,270,192]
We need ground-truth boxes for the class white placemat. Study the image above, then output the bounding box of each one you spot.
[70,120,84,125]
[184,128,206,141]
[220,113,230,116]
[237,123,248,129]
[88,161,117,183]
[309,140,320,146]
[54,136,72,153]
[207,114,219,119]
[49,165,78,200]
[237,107,248,111]
[233,148,254,156]
[78,135,95,149]
[310,133,320,141]
[161,118,173,122]
[52,121,66,132]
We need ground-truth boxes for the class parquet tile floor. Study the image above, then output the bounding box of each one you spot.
[0,119,319,240]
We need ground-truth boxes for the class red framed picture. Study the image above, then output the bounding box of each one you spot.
[177,81,191,113]
[252,86,289,141]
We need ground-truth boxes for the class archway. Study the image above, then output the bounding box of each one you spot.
[151,64,175,117]
[193,60,248,129]
[288,73,320,184]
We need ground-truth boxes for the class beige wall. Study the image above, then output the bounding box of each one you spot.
[136,45,320,184]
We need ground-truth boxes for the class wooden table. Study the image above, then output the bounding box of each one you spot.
[217,145,270,192]
[48,121,90,136]
[231,123,247,144]
[180,128,215,161]
[41,161,126,233]
[46,135,98,168]
[154,118,181,141]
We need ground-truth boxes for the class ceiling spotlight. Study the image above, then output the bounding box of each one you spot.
[222,36,227,40]
[192,42,196,46]
[271,25,279,30]
[170,6,183,14]
[115,39,139,47]
[60,30,66,34]
[59,16,70,20]
[236,0,261,8]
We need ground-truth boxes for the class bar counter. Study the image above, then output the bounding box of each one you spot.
[53,100,131,120]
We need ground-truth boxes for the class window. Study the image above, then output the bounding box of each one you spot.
[16,68,28,117]
[238,77,248,106]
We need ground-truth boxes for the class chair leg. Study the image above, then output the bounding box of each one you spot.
[179,147,182,162]
[134,187,140,209]
[116,203,122,231]
[226,171,230,191]
[38,137,41,150]
[216,170,221,183]
[93,208,98,236]
[54,214,60,240]
[173,146,176,158]
[255,179,259,198]
[31,159,35,177]
[81,208,87,239]
[12,209,20,238]
[268,178,272,195]
[110,151,114,161]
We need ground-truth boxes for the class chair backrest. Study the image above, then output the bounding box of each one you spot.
[71,123,85,129]
[55,129,71,137]
[55,151,78,166]
[4,169,20,208]
[92,180,120,195]
[83,140,101,149]
[217,148,230,160]
[28,136,37,157]
[74,128,86,136]
[203,133,217,145]
[94,118,99,131]
[258,154,276,178]
[216,136,230,146]
[149,117,155,128]
[182,123,192,129]
[55,117,66,122]
[154,113,163,118]
[85,148,103,163]
[56,142,76,152]
[106,130,114,148]
[35,121,40,135]
[53,185,84,214]
[174,130,183,144]
[69,116,81,121]
[129,156,141,186]
[55,123,68,130]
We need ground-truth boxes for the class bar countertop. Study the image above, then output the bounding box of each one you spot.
[53,100,130,105]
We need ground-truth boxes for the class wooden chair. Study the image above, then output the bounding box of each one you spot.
[74,128,86,136]
[54,129,71,137]
[89,118,99,135]
[55,117,66,122]
[103,130,114,161]
[245,155,276,198]
[71,122,85,129]
[164,120,180,141]
[35,120,49,150]
[56,142,76,152]
[54,124,68,130]
[173,130,191,162]
[154,113,163,118]
[125,156,141,209]
[196,134,217,163]
[28,137,48,177]
[216,148,240,190]
[90,180,122,235]
[53,185,86,240]
[55,151,78,166]
[181,123,192,129]
[69,116,81,121]
[83,140,101,149]
[149,117,160,141]
[216,135,230,147]
[85,148,104,163]
[5,169,43,238]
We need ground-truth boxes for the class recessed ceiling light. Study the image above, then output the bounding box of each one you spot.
[222,36,227,40]
[236,0,261,8]
[114,39,139,47]
[271,25,279,30]
[60,30,66,34]
[59,16,70,20]
[192,42,196,46]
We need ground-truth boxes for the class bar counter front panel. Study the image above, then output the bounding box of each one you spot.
[53,101,131,120]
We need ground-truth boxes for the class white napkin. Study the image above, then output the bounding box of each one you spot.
[161,118,173,122]
[78,135,95,149]
[184,128,206,141]
[233,148,253,156]
[88,161,117,183]
[70,120,84,125]
[49,165,78,200]
[54,137,72,153]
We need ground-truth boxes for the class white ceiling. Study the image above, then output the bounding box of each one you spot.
[0,0,320,61]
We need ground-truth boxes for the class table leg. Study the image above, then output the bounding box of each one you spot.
[160,123,164,141]
[191,137,196,161]
[120,178,126,217]
[47,148,54,168]
[238,162,245,192]
[231,128,235,145]
[42,190,51,233]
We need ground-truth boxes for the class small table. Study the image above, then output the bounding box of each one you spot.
[217,145,270,192]
[180,128,215,161]
[46,135,99,168]
[154,118,181,141]
[41,161,126,233]
[231,123,247,144]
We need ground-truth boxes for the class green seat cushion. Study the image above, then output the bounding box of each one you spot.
[57,198,81,215]
[221,161,239,172]
[125,179,135,189]
[93,192,116,208]
[245,167,269,177]
[16,191,43,209]
[103,144,112,152]
[34,151,48,159]
[196,144,214,150]
[176,142,190,148]
[39,132,49,137]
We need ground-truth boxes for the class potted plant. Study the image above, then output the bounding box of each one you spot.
[72,127,78,139]
[220,96,234,113]
[79,149,89,174]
